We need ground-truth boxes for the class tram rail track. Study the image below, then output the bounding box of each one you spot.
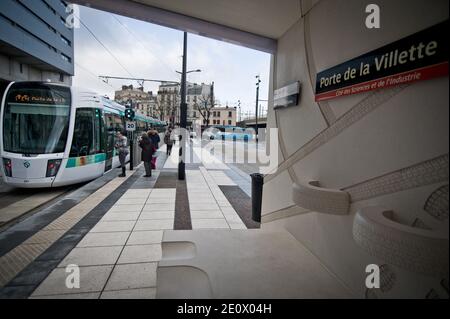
[0,183,84,232]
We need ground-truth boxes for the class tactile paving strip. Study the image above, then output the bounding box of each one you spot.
[0,173,134,288]
[0,244,48,286]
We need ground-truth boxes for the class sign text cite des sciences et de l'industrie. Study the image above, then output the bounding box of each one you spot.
[315,20,448,102]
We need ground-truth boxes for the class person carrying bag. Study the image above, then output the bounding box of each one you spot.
[151,144,158,170]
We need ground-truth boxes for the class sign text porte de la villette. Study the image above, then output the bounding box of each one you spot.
[315,20,448,102]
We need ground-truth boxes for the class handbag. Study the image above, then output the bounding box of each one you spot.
[150,145,158,169]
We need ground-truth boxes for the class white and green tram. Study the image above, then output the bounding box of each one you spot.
[0,82,165,188]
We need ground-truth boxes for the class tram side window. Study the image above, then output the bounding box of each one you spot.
[105,113,115,133]
[105,113,113,133]
[69,108,103,157]
[105,112,123,151]
[114,114,124,133]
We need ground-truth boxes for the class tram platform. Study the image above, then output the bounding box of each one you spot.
[0,142,351,299]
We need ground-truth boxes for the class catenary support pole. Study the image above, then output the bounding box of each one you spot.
[178,31,188,180]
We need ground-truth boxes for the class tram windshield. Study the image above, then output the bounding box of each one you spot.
[3,83,71,155]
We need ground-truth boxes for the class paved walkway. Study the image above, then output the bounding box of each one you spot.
[0,168,135,291]
[31,186,169,299]
[0,140,351,299]
[4,141,252,298]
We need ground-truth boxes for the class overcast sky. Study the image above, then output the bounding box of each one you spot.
[72,5,271,116]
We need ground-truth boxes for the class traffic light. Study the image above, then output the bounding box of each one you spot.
[125,108,135,121]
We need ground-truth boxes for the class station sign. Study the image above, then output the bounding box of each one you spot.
[274,81,300,109]
[315,20,448,102]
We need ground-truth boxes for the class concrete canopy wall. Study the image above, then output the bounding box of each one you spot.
[262,0,449,298]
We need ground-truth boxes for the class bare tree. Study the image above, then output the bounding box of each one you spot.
[168,95,180,124]
[195,93,216,126]
[193,82,216,127]
[152,100,165,120]
[155,92,179,123]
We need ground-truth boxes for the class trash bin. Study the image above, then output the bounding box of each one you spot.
[251,173,264,223]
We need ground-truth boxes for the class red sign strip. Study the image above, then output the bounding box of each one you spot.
[315,62,448,102]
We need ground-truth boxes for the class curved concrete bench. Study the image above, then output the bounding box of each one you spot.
[353,206,449,278]
[156,229,352,298]
[292,181,350,215]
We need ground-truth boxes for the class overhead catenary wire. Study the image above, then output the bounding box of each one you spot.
[111,15,178,82]
[75,62,115,90]
[74,14,135,79]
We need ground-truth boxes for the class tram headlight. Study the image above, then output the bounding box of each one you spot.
[46,159,62,178]
[2,158,12,177]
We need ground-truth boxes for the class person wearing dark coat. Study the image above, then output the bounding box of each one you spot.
[148,130,161,149]
[164,129,174,156]
[139,133,154,177]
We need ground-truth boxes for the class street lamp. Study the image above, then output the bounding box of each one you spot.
[178,33,203,180]
[173,68,202,126]
[255,75,261,143]
[238,100,241,122]
[176,69,201,75]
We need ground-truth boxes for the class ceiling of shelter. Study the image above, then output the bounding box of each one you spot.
[131,0,301,39]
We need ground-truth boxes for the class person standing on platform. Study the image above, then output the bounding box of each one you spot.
[164,129,174,156]
[115,131,129,177]
[149,129,161,149]
[139,132,154,177]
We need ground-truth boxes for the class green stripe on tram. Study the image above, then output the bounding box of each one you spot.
[66,153,106,168]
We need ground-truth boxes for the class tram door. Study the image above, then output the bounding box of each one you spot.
[104,112,115,172]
